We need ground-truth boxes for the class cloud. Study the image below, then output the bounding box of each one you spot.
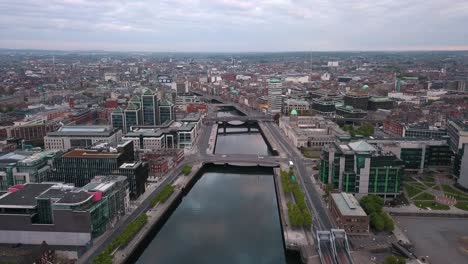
[0,0,467,51]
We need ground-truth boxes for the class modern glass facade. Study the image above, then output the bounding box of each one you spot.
[320,141,404,197]
[111,110,125,132]
[125,109,140,133]
[142,93,158,126]
[400,148,423,169]
[425,145,452,167]
[159,104,174,125]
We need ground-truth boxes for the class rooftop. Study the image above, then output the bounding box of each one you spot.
[47,125,117,137]
[331,192,367,217]
[349,140,376,152]
[0,184,54,208]
[63,149,121,159]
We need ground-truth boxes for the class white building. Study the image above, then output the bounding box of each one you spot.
[285,75,309,84]
[279,114,349,148]
[44,126,122,151]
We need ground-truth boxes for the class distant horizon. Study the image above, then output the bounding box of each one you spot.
[2,46,468,54]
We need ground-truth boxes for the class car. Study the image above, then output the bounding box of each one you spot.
[221,155,227,158]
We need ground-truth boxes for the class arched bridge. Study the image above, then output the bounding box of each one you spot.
[203,115,274,123]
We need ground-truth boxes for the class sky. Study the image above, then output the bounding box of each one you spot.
[1,0,468,52]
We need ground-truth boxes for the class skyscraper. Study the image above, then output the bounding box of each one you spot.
[141,89,159,126]
[268,78,283,113]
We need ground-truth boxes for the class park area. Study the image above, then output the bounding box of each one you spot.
[403,172,468,211]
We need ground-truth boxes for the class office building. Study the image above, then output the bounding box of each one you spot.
[44,125,122,151]
[320,140,404,200]
[141,89,159,126]
[311,98,336,116]
[330,192,369,234]
[111,107,125,132]
[0,179,127,246]
[367,97,395,110]
[344,90,369,110]
[159,101,175,124]
[403,124,448,139]
[124,103,141,133]
[0,150,58,191]
[47,141,147,199]
[268,78,283,113]
[283,99,309,115]
[335,105,367,119]
[368,139,452,172]
[447,118,468,188]
[123,113,201,151]
[279,113,349,148]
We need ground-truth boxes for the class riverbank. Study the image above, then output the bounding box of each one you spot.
[112,162,202,264]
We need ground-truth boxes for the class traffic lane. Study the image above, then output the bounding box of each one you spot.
[267,123,333,229]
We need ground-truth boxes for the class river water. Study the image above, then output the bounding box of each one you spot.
[135,108,290,264]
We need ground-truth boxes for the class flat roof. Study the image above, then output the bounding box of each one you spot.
[331,192,367,217]
[0,184,54,208]
[47,125,117,137]
[63,149,121,159]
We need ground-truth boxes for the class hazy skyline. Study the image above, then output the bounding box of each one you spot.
[1,0,468,52]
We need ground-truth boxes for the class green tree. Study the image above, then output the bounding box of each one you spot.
[182,165,192,175]
[383,255,406,264]
[360,195,384,215]
[302,210,312,227]
[382,213,395,232]
[357,122,375,137]
[370,212,385,231]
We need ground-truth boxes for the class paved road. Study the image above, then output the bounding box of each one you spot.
[264,122,333,230]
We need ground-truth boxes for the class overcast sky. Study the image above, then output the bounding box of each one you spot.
[1,0,468,52]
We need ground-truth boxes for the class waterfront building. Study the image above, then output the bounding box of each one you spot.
[44,125,122,151]
[329,192,369,234]
[0,150,59,191]
[279,113,349,148]
[47,141,147,199]
[0,179,127,246]
[320,140,404,200]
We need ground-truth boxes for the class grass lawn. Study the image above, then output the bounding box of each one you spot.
[405,184,425,198]
[455,202,468,211]
[412,192,435,201]
[414,200,450,210]
[441,184,468,200]
[406,182,427,189]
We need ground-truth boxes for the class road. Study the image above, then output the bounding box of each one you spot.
[263,122,333,230]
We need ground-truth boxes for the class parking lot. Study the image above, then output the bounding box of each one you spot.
[395,216,468,264]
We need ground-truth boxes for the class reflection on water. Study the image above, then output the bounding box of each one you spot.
[215,129,270,155]
[136,171,286,264]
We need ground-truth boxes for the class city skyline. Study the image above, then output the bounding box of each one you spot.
[1,0,468,52]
